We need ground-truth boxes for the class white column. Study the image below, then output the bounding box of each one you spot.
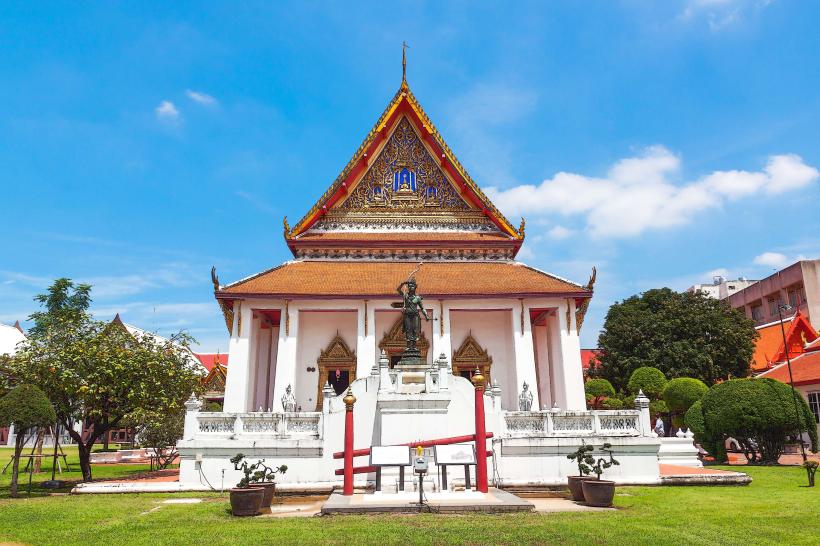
[272,304,299,413]
[554,299,586,410]
[533,323,552,409]
[431,299,452,364]
[223,301,254,413]
[356,301,376,378]
[511,300,540,411]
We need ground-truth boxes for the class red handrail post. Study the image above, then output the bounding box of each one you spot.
[471,368,488,493]
[342,387,356,496]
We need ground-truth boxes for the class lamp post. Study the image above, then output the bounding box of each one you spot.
[777,303,807,462]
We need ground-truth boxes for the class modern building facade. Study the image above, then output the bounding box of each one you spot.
[726,260,820,329]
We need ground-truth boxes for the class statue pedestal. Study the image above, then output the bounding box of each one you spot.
[395,362,427,394]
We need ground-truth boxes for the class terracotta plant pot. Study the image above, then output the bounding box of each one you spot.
[581,479,616,507]
[567,476,594,502]
[230,487,264,516]
[250,482,277,512]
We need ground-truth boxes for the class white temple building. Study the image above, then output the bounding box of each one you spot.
[178,68,698,491]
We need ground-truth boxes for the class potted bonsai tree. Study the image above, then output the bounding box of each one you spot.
[580,443,620,507]
[229,453,265,516]
[248,459,288,513]
[566,441,595,502]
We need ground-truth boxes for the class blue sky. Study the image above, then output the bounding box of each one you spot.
[2,1,819,352]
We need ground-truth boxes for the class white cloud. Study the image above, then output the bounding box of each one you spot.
[516,245,535,261]
[155,100,180,122]
[753,251,801,269]
[680,0,776,31]
[547,225,573,240]
[186,90,217,106]
[485,147,818,239]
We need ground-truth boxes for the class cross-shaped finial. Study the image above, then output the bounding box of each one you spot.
[402,41,409,83]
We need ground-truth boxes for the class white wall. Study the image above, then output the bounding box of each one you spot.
[296,310,357,411]
[450,309,516,409]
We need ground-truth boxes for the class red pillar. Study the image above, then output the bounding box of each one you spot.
[471,368,488,493]
[342,387,356,496]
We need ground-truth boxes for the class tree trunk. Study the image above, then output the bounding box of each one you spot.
[77,442,93,482]
[32,427,45,473]
[10,432,25,498]
[64,418,98,482]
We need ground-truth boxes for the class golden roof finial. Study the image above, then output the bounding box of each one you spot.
[402,41,409,87]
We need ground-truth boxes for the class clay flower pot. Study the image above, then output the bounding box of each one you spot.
[567,476,594,502]
[230,487,264,516]
[581,479,616,507]
[249,482,277,512]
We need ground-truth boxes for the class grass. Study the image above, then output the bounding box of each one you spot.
[0,460,817,545]
[0,446,155,497]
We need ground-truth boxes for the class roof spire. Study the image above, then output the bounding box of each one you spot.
[401,41,409,87]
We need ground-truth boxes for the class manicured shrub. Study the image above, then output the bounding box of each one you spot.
[600,397,624,410]
[627,367,667,399]
[585,379,615,409]
[663,377,708,414]
[684,400,725,462]
[649,399,668,419]
[701,378,818,464]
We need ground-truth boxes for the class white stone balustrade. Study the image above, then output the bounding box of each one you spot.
[193,411,322,439]
[503,410,644,437]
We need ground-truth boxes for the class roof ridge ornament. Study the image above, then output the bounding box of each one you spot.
[401,41,409,88]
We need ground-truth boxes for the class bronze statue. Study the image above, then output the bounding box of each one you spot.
[392,275,430,363]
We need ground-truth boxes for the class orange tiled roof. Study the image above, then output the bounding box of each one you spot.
[218,261,588,299]
[751,321,787,371]
[759,351,820,386]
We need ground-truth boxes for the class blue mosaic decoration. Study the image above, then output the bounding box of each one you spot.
[341,117,470,211]
[393,168,416,192]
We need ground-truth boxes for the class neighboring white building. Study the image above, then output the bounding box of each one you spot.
[178,71,695,491]
[687,276,758,300]
[0,322,25,357]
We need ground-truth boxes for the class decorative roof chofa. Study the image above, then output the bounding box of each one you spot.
[287,78,521,240]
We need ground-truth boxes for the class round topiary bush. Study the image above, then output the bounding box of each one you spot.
[585,379,615,409]
[0,384,56,432]
[663,377,708,414]
[701,378,818,464]
[627,367,667,398]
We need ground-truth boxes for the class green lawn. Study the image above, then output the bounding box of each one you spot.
[0,461,817,545]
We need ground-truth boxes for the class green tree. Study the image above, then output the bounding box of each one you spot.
[137,408,185,470]
[0,385,56,497]
[584,378,615,409]
[11,279,204,481]
[627,367,668,398]
[591,288,757,392]
[696,378,817,464]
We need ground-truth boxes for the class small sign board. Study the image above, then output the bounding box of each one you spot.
[434,443,476,465]
[369,446,412,467]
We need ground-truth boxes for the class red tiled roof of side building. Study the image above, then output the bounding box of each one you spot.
[195,353,229,372]
[758,351,820,386]
[218,261,589,299]
[581,349,600,370]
